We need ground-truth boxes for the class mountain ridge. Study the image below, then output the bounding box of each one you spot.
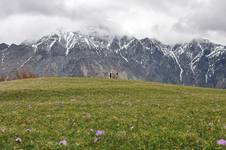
[0,30,226,88]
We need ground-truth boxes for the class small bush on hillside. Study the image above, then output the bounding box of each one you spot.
[0,75,7,82]
[0,77,5,82]
[16,70,36,79]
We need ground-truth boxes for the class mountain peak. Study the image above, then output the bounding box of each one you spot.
[0,43,9,50]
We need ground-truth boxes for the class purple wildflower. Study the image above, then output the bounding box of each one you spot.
[90,129,94,132]
[83,113,91,119]
[26,128,32,132]
[0,128,6,133]
[95,130,105,136]
[15,137,22,143]
[94,137,101,144]
[217,139,226,146]
[28,105,32,109]
[59,140,67,145]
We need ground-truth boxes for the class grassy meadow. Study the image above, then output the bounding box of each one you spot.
[0,77,226,149]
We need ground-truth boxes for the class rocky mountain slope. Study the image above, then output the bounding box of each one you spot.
[0,31,226,88]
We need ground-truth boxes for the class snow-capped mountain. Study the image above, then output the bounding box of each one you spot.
[0,30,226,88]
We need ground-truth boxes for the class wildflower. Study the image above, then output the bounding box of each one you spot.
[224,125,226,129]
[95,130,105,136]
[93,137,101,144]
[26,128,32,132]
[28,105,32,109]
[90,129,94,132]
[83,113,91,119]
[217,139,226,146]
[59,140,67,145]
[208,122,213,127]
[15,137,22,143]
[0,128,6,133]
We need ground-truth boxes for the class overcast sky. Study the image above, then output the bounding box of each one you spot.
[0,0,225,44]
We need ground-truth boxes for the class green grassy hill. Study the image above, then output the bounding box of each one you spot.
[0,78,226,149]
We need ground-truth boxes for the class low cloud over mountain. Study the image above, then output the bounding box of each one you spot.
[0,0,226,45]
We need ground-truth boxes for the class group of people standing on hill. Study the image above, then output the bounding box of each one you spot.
[109,72,119,79]
[103,72,119,79]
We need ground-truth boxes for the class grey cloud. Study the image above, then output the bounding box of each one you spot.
[0,0,225,44]
[0,0,60,17]
[0,0,191,18]
[174,0,226,33]
[0,0,107,21]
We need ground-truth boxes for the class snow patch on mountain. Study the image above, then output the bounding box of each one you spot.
[1,52,6,65]
[171,51,183,82]
[19,56,33,68]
